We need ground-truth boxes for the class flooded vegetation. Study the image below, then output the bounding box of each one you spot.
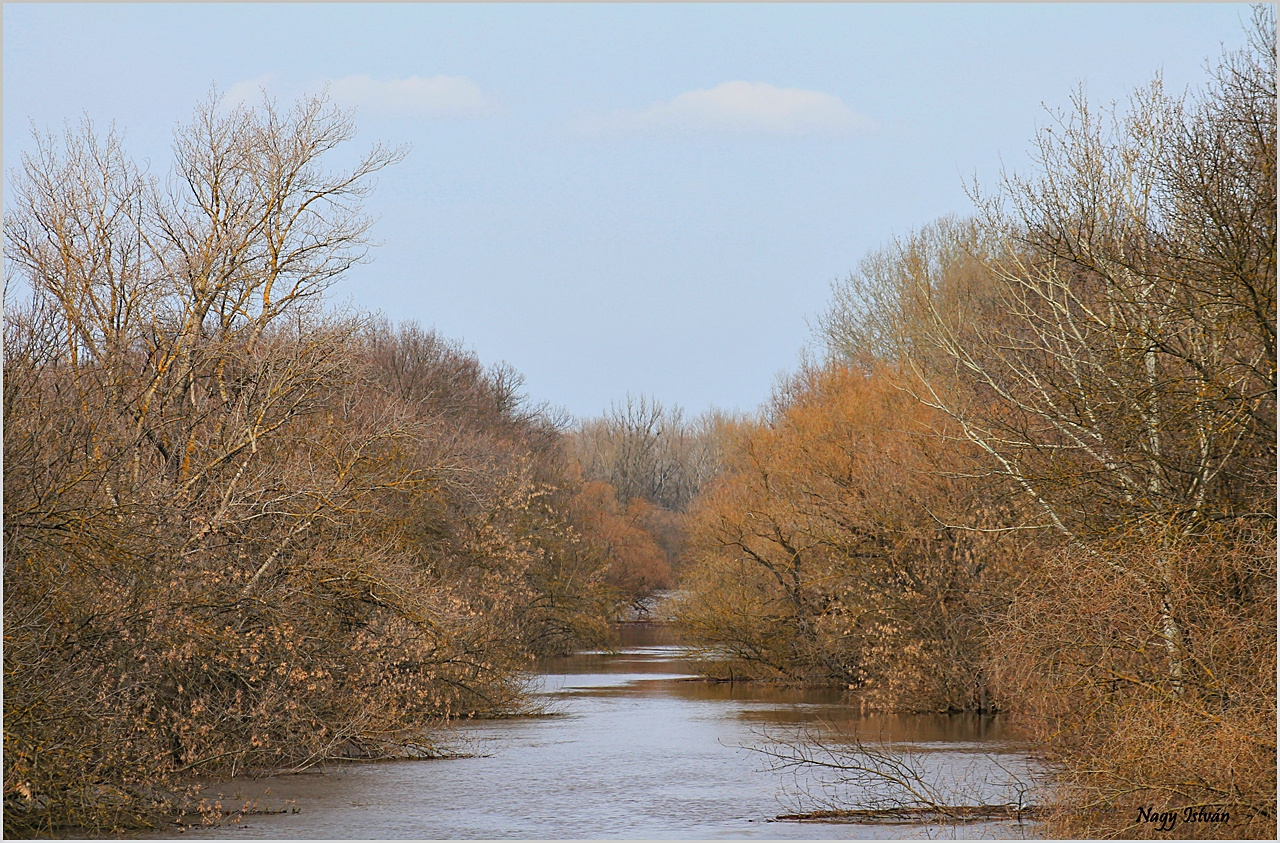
[182,627,1037,839]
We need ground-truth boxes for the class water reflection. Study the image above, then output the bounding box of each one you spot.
[176,625,1037,839]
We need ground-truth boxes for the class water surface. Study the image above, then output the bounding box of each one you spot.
[185,627,1036,839]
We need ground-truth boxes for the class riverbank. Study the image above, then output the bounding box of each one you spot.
[161,626,1036,839]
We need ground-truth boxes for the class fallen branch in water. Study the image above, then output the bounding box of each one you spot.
[748,722,1045,826]
[778,803,1044,823]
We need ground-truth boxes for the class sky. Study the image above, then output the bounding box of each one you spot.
[2,3,1259,421]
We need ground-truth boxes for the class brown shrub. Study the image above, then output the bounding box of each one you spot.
[989,523,1276,838]
[675,362,1024,711]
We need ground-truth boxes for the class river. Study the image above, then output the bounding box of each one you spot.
[182,626,1038,839]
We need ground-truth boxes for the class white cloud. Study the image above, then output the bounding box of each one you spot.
[575,81,872,138]
[218,74,494,119]
[326,74,494,118]
[219,74,280,111]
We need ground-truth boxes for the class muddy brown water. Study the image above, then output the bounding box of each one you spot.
[176,627,1038,839]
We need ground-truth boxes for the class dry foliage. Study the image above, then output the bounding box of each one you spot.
[806,9,1276,837]
[569,396,736,608]
[3,96,617,834]
[990,525,1276,838]
[677,8,1275,838]
[676,363,1023,711]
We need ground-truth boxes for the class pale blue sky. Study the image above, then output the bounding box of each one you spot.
[3,3,1257,419]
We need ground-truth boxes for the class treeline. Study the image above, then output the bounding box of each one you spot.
[2,97,625,834]
[674,10,1275,838]
[570,395,731,607]
[676,363,1017,711]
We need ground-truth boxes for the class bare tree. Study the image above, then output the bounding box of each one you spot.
[814,12,1276,836]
